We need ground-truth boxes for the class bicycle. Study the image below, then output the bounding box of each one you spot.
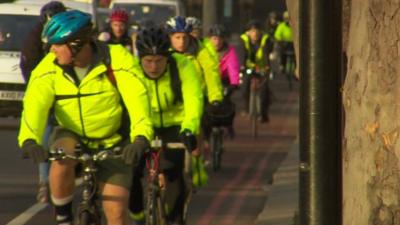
[281,42,296,91]
[210,126,223,171]
[48,144,121,225]
[245,68,266,139]
[144,138,192,225]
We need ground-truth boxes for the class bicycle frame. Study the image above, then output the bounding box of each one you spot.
[145,138,191,225]
[246,69,266,139]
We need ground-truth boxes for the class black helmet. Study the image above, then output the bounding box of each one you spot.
[208,24,228,38]
[40,1,66,22]
[246,19,263,30]
[136,27,171,57]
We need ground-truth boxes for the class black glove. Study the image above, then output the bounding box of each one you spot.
[122,136,150,165]
[179,129,197,152]
[224,85,238,98]
[22,139,48,164]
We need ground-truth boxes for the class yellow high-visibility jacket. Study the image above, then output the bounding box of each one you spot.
[18,44,153,148]
[132,53,203,134]
[240,33,270,70]
[185,39,223,103]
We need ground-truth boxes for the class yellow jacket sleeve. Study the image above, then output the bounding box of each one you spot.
[18,54,56,147]
[196,44,223,103]
[175,54,204,134]
[111,45,153,142]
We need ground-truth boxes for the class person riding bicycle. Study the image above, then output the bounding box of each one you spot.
[19,0,66,204]
[240,19,273,123]
[128,26,203,225]
[186,16,202,40]
[18,10,153,225]
[186,16,219,62]
[166,16,223,105]
[274,11,295,76]
[98,8,133,52]
[207,24,240,137]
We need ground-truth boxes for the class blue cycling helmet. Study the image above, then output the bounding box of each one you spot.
[165,16,192,33]
[42,10,93,55]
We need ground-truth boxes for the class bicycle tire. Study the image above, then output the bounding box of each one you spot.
[75,210,99,225]
[249,87,258,139]
[285,54,295,91]
[146,185,168,225]
[211,130,222,171]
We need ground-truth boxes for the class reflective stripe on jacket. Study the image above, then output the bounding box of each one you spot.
[240,33,269,70]
[18,44,153,148]
[132,53,203,135]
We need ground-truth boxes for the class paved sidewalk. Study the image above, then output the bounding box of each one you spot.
[255,139,299,225]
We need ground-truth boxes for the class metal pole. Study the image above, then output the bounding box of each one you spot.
[299,0,342,224]
[202,0,217,35]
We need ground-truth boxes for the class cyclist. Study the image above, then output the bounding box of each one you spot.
[128,26,203,225]
[18,10,153,225]
[265,11,279,39]
[207,24,240,137]
[274,11,295,76]
[239,19,273,122]
[19,0,66,204]
[166,16,223,105]
[186,16,219,62]
[98,8,133,52]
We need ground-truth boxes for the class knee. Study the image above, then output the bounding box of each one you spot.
[104,205,126,225]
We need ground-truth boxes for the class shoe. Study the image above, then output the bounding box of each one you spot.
[36,181,49,203]
[129,210,145,225]
[259,115,270,123]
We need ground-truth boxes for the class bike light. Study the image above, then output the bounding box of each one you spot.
[246,68,252,75]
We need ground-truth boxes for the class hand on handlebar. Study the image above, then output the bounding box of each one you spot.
[122,136,150,165]
[179,129,197,152]
[21,139,48,164]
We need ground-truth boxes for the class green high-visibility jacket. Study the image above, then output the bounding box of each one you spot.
[274,22,293,42]
[240,33,270,70]
[18,44,153,148]
[132,53,204,135]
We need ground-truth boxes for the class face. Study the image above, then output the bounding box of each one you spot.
[170,32,189,53]
[50,44,73,65]
[190,28,202,39]
[110,21,126,39]
[141,55,168,79]
[209,36,224,51]
[247,27,261,43]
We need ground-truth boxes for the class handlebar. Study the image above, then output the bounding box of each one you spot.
[48,145,122,162]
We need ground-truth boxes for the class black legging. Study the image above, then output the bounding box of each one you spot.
[129,126,186,223]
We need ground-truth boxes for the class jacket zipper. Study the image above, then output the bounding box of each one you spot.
[154,80,164,127]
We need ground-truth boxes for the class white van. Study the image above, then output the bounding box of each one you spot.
[0,3,41,116]
[110,0,185,26]
[16,0,98,24]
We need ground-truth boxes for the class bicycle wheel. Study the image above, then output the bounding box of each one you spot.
[75,210,100,225]
[211,129,222,171]
[285,54,295,91]
[146,185,168,225]
[249,84,258,139]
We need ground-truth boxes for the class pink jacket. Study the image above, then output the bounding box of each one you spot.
[219,46,240,86]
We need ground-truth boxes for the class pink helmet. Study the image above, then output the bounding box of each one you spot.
[109,9,129,23]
